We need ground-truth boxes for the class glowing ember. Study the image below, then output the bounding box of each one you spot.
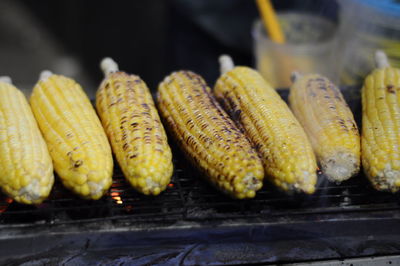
[317,167,322,175]
[111,181,125,188]
[114,196,123,204]
[168,183,174,188]
[110,191,123,204]
[0,198,13,213]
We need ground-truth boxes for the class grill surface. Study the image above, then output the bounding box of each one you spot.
[0,149,399,226]
[0,88,398,228]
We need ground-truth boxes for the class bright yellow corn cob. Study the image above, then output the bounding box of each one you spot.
[0,77,54,204]
[30,71,113,199]
[289,73,360,183]
[362,51,400,192]
[96,58,173,195]
[214,56,317,194]
[157,70,264,199]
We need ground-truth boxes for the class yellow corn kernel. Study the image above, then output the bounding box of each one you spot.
[0,77,54,204]
[289,73,360,183]
[30,71,113,200]
[214,57,317,194]
[96,58,173,196]
[157,70,264,199]
[362,51,400,192]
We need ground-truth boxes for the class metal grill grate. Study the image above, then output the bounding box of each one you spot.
[1,152,399,227]
[0,89,399,228]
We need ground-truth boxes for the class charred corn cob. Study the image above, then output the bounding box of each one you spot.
[96,58,173,195]
[0,77,54,204]
[214,55,317,194]
[30,71,113,199]
[157,70,264,199]
[362,51,400,192]
[289,73,360,183]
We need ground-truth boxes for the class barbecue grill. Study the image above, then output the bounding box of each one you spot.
[1,90,400,265]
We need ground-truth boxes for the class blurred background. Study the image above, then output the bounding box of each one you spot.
[0,0,338,97]
[1,0,399,97]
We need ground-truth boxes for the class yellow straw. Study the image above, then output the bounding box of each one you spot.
[255,0,286,44]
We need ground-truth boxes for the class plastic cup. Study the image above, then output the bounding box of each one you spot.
[332,0,400,86]
[252,12,336,89]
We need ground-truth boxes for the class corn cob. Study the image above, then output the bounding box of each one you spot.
[289,73,360,183]
[214,55,317,194]
[30,71,113,199]
[362,51,400,192]
[157,70,264,199]
[96,58,173,195]
[0,77,54,204]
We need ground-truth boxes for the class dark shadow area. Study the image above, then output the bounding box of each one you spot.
[2,0,338,94]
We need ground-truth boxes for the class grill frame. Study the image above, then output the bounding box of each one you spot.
[1,88,400,264]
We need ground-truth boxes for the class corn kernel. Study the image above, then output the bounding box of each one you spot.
[289,74,360,183]
[0,79,54,205]
[362,64,400,192]
[30,73,112,200]
[158,70,264,199]
[96,69,173,196]
[246,190,255,198]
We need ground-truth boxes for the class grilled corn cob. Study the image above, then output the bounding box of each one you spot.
[157,70,264,199]
[214,55,317,194]
[30,71,113,199]
[362,51,400,192]
[289,73,360,182]
[96,58,173,195]
[0,77,54,204]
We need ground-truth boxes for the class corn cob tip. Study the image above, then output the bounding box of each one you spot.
[17,179,45,204]
[39,70,53,81]
[219,54,235,74]
[290,71,302,83]
[286,171,316,195]
[367,165,400,193]
[100,57,119,76]
[139,179,165,196]
[320,152,359,183]
[7,163,54,205]
[0,76,12,84]
[375,50,390,69]
[86,170,112,199]
[244,174,263,197]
